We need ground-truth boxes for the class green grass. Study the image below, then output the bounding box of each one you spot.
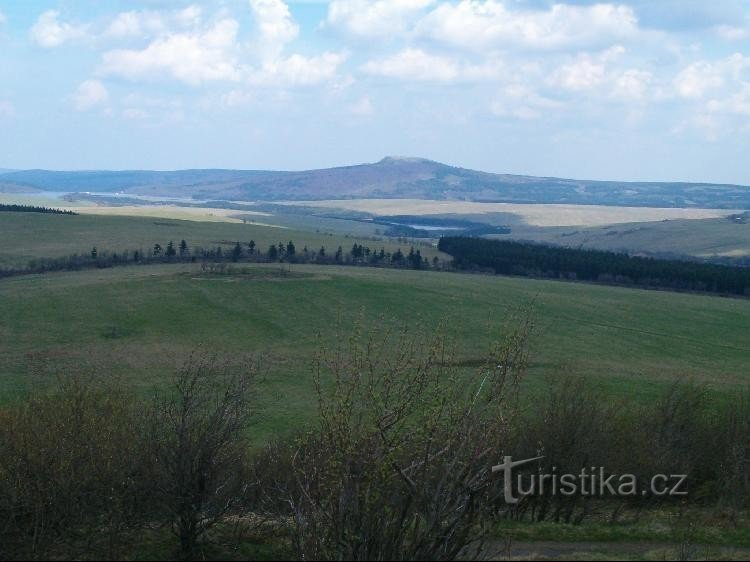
[491,216,750,259]
[0,211,440,268]
[495,510,750,547]
[2,208,750,559]
[489,508,750,560]
[1,262,748,441]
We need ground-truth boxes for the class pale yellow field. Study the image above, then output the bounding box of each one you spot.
[2,192,737,228]
[284,199,736,227]
[74,205,274,224]
[0,194,279,225]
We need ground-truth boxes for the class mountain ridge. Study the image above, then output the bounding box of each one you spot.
[1,157,749,209]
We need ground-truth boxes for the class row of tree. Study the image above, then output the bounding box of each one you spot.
[0,203,76,215]
[439,236,750,296]
[6,233,750,298]
[0,239,445,279]
[144,240,435,269]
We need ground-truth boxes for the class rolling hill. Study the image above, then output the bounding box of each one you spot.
[1,157,749,208]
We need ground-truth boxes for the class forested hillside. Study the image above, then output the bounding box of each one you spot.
[439,236,750,295]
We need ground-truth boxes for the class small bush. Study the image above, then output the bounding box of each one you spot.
[256,310,534,560]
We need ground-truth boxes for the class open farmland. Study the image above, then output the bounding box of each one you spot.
[1,261,748,434]
[2,207,750,560]
[0,211,438,268]
[285,198,737,227]
[492,216,750,260]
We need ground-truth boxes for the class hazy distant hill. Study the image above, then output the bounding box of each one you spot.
[1,157,749,209]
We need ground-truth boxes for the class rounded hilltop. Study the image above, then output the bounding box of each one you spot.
[378,156,436,165]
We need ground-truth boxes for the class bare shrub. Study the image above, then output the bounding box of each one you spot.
[503,374,623,524]
[699,389,750,521]
[145,353,256,560]
[259,309,533,561]
[646,383,709,479]
[0,376,149,560]
[502,378,750,526]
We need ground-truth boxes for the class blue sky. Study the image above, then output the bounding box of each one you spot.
[0,1,749,184]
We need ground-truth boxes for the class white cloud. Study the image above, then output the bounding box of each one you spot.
[251,0,300,60]
[674,61,726,99]
[671,54,750,140]
[707,85,750,117]
[251,52,348,86]
[491,83,562,120]
[96,2,344,91]
[100,19,241,85]
[417,1,639,52]
[326,0,435,39]
[550,47,620,91]
[553,56,608,91]
[175,5,203,28]
[243,1,349,88]
[548,47,654,101]
[103,5,204,39]
[674,53,750,99]
[30,10,88,48]
[611,69,652,101]
[362,48,509,83]
[362,48,460,81]
[71,80,109,111]
[104,11,166,39]
[0,10,6,26]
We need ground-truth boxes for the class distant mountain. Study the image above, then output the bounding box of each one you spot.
[1,157,749,209]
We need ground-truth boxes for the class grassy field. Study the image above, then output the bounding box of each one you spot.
[2,208,749,558]
[3,190,749,260]
[1,261,748,442]
[489,217,750,259]
[287,198,735,227]
[0,211,438,268]
[272,199,750,259]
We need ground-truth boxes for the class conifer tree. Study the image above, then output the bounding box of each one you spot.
[231,242,242,262]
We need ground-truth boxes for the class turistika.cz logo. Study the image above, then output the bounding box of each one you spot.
[491,456,688,504]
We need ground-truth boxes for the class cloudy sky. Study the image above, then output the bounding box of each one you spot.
[0,1,749,183]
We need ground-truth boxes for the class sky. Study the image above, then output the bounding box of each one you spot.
[0,0,749,184]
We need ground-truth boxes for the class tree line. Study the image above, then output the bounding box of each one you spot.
[0,203,77,215]
[9,232,750,298]
[0,239,447,279]
[439,236,750,296]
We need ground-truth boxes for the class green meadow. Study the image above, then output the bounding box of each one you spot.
[2,208,750,558]
[0,211,438,268]
[2,259,748,441]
